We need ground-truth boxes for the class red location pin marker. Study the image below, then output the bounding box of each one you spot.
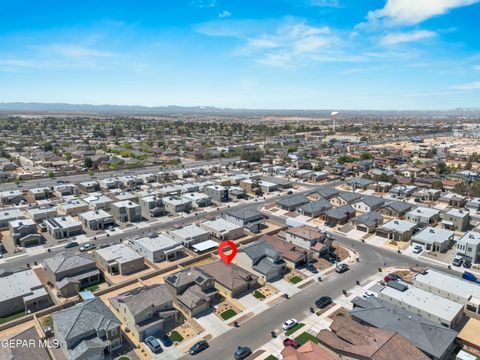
[218,240,238,265]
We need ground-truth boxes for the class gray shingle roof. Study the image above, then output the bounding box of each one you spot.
[165,267,212,288]
[358,196,385,208]
[337,191,362,203]
[43,253,95,274]
[311,187,339,199]
[276,195,309,208]
[53,298,120,359]
[350,296,457,359]
[347,178,374,186]
[325,204,355,220]
[115,284,173,316]
[297,199,332,214]
[383,200,412,214]
[353,212,383,228]
[242,241,279,262]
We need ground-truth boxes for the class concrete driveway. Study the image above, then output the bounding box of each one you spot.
[194,312,230,338]
[270,278,301,296]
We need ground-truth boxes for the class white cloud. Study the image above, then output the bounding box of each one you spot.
[380,30,436,45]
[453,81,480,90]
[239,21,341,67]
[219,10,231,18]
[365,0,479,27]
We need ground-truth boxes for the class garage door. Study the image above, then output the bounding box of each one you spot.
[357,226,368,232]
[376,230,388,238]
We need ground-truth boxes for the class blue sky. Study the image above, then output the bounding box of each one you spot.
[0,0,479,110]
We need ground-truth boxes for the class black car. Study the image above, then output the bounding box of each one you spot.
[305,263,318,273]
[315,296,332,308]
[158,332,173,347]
[234,346,252,360]
[463,260,472,268]
[387,273,401,280]
[64,241,79,249]
[324,255,337,264]
[189,340,209,355]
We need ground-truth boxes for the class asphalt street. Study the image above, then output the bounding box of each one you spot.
[179,231,458,360]
[1,181,336,271]
[0,157,239,191]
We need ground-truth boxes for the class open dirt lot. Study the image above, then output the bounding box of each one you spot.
[372,136,480,159]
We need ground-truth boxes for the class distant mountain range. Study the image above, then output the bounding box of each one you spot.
[0,102,479,117]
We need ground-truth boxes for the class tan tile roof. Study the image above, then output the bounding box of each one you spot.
[287,225,322,241]
[198,260,258,291]
[318,317,429,360]
[281,340,339,360]
[261,234,311,262]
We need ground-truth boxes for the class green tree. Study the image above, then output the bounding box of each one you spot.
[432,180,443,190]
[84,157,93,168]
[360,152,372,160]
[454,182,468,196]
[48,171,55,177]
[338,155,354,164]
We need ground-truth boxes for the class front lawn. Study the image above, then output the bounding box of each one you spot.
[289,276,302,284]
[0,310,26,325]
[169,330,184,343]
[285,323,305,336]
[220,309,237,320]
[264,356,278,360]
[253,290,266,300]
[295,332,319,345]
[118,357,130,360]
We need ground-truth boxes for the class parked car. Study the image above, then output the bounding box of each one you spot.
[234,346,252,360]
[362,291,375,299]
[188,340,209,355]
[463,260,472,268]
[282,319,298,331]
[99,243,109,248]
[452,256,463,267]
[305,263,318,273]
[315,296,332,308]
[283,338,301,349]
[145,336,162,354]
[412,245,423,254]
[126,240,134,246]
[64,241,79,249]
[384,273,401,283]
[335,263,349,273]
[325,220,336,227]
[158,332,173,347]
[79,244,91,252]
